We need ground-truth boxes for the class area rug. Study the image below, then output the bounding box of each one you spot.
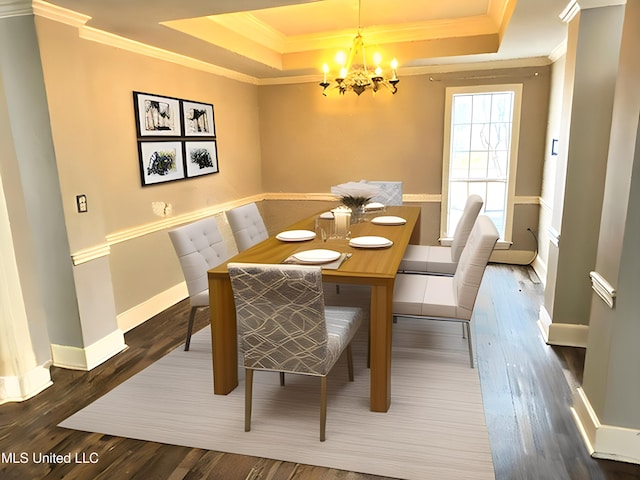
[60,314,494,480]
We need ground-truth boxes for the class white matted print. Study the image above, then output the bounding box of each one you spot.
[139,141,185,186]
[134,92,182,137]
[185,140,219,178]
[183,100,215,137]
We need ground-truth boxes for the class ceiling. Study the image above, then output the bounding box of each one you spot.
[38,0,569,82]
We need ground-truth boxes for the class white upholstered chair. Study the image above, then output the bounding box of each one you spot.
[399,194,484,275]
[227,262,363,442]
[168,217,231,351]
[393,215,499,368]
[225,202,269,252]
[367,180,403,206]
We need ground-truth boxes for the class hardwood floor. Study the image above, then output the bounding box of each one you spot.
[1,265,639,479]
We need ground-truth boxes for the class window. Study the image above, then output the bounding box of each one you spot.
[441,84,522,242]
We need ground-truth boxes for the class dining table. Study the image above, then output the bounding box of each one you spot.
[207,205,421,412]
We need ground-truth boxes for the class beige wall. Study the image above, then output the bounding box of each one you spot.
[34,15,551,319]
[258,67,549,250]
[35,17,263,314]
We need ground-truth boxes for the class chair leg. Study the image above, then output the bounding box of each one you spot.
[245,369,253,432]
[184,306,197,351]
[346,344,354,381]
[320,376,327,442]
[465,323,475,368]
[279,372,285,386]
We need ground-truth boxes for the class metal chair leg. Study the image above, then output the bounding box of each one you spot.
[347,344,354,381]
[245,369,253,432]
[465,323,475,368]
[184,306,197,351]
[320,376,327,442]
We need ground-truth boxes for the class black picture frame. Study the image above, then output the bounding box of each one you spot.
[185,140,219,178]
[138,141,185,186]
[182,100,215,137]
[133,91,182,137]
[552,138,559,156]
[133,92,220,186]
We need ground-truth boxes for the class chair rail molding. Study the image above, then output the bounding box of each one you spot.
[589,271,616,308]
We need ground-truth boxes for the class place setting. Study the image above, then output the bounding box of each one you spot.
[370,215,406,226]
[348,236,394,249]
[283,248,352,269]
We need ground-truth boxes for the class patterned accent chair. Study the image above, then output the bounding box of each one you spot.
[393,216,499,367]
[168,217,231,351]
[227,262,363,441]
[400,194,484,275]
[225,202,269,252]
[367,180,403,206]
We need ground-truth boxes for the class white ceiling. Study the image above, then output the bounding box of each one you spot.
[38,0,569,81]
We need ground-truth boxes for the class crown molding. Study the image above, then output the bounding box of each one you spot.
[32,0,89,27]
[0,0,32,19]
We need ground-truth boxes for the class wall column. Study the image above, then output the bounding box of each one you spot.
[0,1,125,404]
[572,0,640,464]
[540,0,626,347]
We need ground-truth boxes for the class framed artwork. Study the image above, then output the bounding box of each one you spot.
[185,140,219,178]
[551,138,559,156]
[133,92,182,137]
[182,100,215,136]
[138,141,185,185]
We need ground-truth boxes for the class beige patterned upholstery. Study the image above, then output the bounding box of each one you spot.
[227,262,363,441]
[400,194,484,275]
[168,217,231,350]
[226,202,269,252]
[393,216,499,367]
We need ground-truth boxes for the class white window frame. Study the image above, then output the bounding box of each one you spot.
[440,83,523,245]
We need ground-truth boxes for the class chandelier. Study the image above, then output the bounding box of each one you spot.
[319,1,399,96]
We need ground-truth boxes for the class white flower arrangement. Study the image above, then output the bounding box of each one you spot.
[330,181,381,209]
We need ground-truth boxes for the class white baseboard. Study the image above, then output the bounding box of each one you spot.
[537,306,589,348]
[51,329,127,371]
[116,282,189,333]
[572,387,640,465]
[531,255,547,286]
[0,363,52,405]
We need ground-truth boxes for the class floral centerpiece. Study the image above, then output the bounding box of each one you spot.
[331,181,381,222]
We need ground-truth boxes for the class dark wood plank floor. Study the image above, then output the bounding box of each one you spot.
[1,265,639,479]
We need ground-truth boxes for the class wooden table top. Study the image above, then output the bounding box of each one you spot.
[209,206,420,283]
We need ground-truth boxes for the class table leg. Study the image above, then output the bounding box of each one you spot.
[210,276,238,394]
[369,281,393,412]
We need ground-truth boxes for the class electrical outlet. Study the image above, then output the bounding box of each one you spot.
[76,194,88,213]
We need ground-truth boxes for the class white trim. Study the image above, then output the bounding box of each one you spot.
[538,305,590,348]
[0,0,31,18]
[572,387,640,465]
[589,271,616,309]
[531,255,547,286]
[0,363,52,405]
[71,243,111,266]
[31,0,89,27]
[537,305,553,342]
[51,329,126,371]
[548,226,561,247]
[117,282,188,333]
[440,84,524,242]
[547,322,589,348]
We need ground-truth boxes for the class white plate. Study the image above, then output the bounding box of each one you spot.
[293,249,341,264]
[371,216,407,226]
[276,230,316,242]
[349,236,393,248]
[364,202,385,211]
